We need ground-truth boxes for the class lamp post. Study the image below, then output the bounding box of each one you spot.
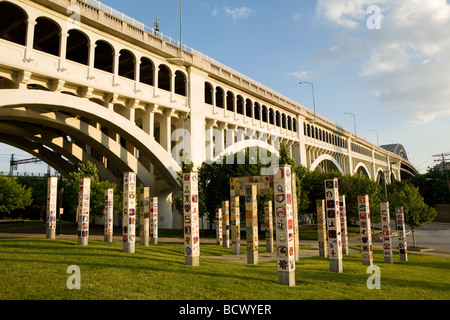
[369,129,379,146]
[299,82,316,120]
[344,112,357,136]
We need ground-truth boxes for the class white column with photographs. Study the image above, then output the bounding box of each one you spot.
[104,188,114,243]
[358,195,373,266]
[183,172,200,266]
[150,197,158,244]
[216,208,223,246]
[380,202,393,264]
[123,172,136,253]
[77,178,90,246]
[324,179,343,273]
[317,199,327,257]
[230,196,240,255]
[395,207,408,262]
[274,165,296,286]
[291,172,299,261]
[340,195,349,255]
[140,187,150,247]
[265,201,274,253]
[245,185,259,265]
[46,176,58,239]
[222,201,230,248]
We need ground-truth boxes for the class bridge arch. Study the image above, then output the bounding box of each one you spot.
[0,88,181,189]
[310,154,344,174]
[354,162,372,179]
[0,1,27,46]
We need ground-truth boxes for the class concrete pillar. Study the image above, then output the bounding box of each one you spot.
[395,207,408,262]
[24,19,36,62]
[222,201,230,248]
[340,195,349,255]
[58,32,68,71]
[245,185,258,265]
[292,172,299,260]
[230,195,240,255]
[183,172,200,266]
[274,165,296,286]
[381,202,393,264]
[77,178,91,246]
[104,189,114,243]
[264,201,274,253]
[140,187,150,247]
[324,178,343,273]
[123,173,136,253]
[160,110,172,153]
[358,195,373,266]
[150,197,158,244]
[87,41,96,80]
[317,199,327,257]
[216,208,223,246]
[46,176,58,240]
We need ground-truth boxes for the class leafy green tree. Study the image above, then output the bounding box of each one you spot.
[66,162,118,223]
[389,182,437,247]
[15,176,48,220]
[0,175,33,218]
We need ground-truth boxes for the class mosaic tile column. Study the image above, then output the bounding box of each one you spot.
[150,197,158,244]
[183,172,200,266]
[291,172,299,261]
[216,208,223,246]
[324,179,343,273]
[230,196,240,255]
[264,201,274,253]
[104,188,114,243]
[381,202,393,264]
[46,176,58,239]
[340,195,349,255]
[140,187,150,246]
[245,184,258,265]
[274,166,295,286]
[77,178,90,246]
[395,207,408,262]
[317,199,327,257]
[123,172,136,253]
[222,201,230,248]
[358,195,373,266]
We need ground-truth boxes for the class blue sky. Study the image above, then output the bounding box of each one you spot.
[2,0,450,174]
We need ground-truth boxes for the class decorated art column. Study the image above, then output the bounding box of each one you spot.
[183,172,200,266]
[340,195,349,255]
[358,195,373,266]
[324,179,343,273]
[264,201,274,253]
[291,172,299,260]
[150,197,158,244]
[381,202,393,264]
[317,199,327,257]
[216,208,223,246]
[77,178,90,246]
[140,187,150,247]
[230,194,240,255]
[245,185,258,265]
[222,201,230,248]
[274,165,296,286]
[123,173,136,253]
[395,207,408,262]
[104,188,114,243]
[46,176,58,240]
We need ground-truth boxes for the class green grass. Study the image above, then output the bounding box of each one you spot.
[0,238,449,300]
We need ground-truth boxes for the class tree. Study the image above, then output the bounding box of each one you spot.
[0,175,33,218]
[66,162,118,222]
[389,182,437,247]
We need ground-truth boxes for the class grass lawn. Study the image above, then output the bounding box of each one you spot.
[0,237,449,300]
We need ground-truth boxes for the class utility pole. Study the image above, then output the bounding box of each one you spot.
[433,153,450,193]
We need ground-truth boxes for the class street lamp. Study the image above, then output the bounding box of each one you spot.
[369,129,379,146]
[344,112,357,136]
[299,82,316,120]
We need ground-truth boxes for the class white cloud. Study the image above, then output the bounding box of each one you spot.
[288,71,319,80]
[316,0,450,124]
[224,7,255,23]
